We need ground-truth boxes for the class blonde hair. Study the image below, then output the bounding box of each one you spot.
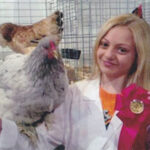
[91,14,150,90]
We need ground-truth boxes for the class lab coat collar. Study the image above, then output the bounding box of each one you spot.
[79,78,100,102]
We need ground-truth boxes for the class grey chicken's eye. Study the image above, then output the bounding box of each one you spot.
[44,45,49,49]
[42,43,49,49]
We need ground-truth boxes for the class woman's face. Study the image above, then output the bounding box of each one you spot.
[97,26,136,79]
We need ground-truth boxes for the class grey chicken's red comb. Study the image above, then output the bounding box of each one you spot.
[49,41,56,50]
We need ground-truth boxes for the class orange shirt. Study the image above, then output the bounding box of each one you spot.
[100,87,117,128]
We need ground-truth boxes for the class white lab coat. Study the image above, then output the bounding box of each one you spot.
[0,78,123,150]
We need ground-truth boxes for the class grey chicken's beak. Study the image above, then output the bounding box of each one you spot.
[48,41,59,59]
[53,50,58,59]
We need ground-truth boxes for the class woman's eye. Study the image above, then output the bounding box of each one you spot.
[100,41,109,48]
[118,48,127,54]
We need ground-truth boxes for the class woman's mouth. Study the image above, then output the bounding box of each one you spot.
[103,60,116,67]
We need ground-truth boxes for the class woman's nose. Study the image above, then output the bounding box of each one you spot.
[104,47,115,59]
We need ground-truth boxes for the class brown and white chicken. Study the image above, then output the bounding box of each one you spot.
[0,11,63,54]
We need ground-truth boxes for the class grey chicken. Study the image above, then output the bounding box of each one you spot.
[0,35,69,145]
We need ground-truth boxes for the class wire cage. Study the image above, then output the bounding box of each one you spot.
[0,0,150,83]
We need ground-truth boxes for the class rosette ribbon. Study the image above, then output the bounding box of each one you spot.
[115,84,150,150]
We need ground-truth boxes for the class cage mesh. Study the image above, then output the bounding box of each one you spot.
[0,0,149,83]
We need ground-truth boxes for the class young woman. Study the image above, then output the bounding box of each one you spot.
[0,13,150,150]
